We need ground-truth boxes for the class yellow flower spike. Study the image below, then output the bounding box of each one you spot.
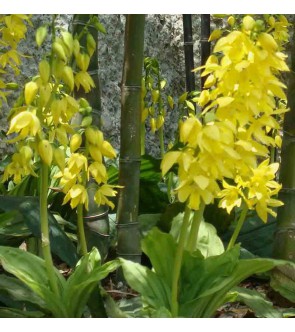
[38,140,53,166]
[53,147,65,171]
[24,81,38,105]
[70,133,82,153]
[101,141,117,159]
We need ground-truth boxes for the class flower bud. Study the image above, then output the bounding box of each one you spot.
[24,81,38,105]
[70,133,82,152]
[38,140,53,166]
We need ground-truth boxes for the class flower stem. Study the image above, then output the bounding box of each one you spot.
[141,122,145,155]
[77,203,87,256]
[40,162,59,296]
[171,204,191,317]
[187,201,205,253]
[226,204,248,251]
[159,125,165,157]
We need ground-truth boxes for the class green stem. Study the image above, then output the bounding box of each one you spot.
[167,171,174,203]
[40,162,59,296]
[187,201,205,253]
[141,122,145,155]
[77,203,87,256]
[159,125,165,157]
[226,204,248,251]
[171,204,191,317]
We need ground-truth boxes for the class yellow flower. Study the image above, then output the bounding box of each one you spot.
[2,149,37,184]
[63,184,89,210]
[68,153,88,174]
[88,162,107,184]
[218,180,243,214]
[7,111,40,141]
[94,184,118,210]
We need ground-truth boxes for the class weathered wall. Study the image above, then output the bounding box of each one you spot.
[0,14,202,156]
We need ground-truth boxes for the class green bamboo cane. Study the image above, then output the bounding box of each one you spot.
[183,14,196,94]
[272,16,295,296]
[200,14,211,90]
[116,15,145,270]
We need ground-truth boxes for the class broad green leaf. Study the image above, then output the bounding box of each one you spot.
[271,265,295,303]
[0,196,78,266]
[202,257,291,317]
[0,307,45,318]
[170,212,224,257]
[120,258,171,310]
[141,228,176,287]
[138,214,161,237]
[230,286,283,318]
[0,246,66,317]
[0,274,47,311]
[0,210,30,246]
[62,248,119,317]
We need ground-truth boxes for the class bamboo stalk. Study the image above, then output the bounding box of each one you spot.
[200,14,211,90]
[116,15,145,267]
[183,14,196,93]
[272,17,295,299]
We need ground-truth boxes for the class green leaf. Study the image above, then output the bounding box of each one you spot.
[138,214,161,237]
[62,248,119,317]
[0,210,31,246]
[0,196,78,266]
[120,258,171,310]
[0,274,47,311]
[178,92,188,104]
[170,212,224,257]
[0,246,66,317]
[271,265,295,303]
[0,307,45,318]
[231,286,283,318]
[141,228,176,287]
[180,252,290,317]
